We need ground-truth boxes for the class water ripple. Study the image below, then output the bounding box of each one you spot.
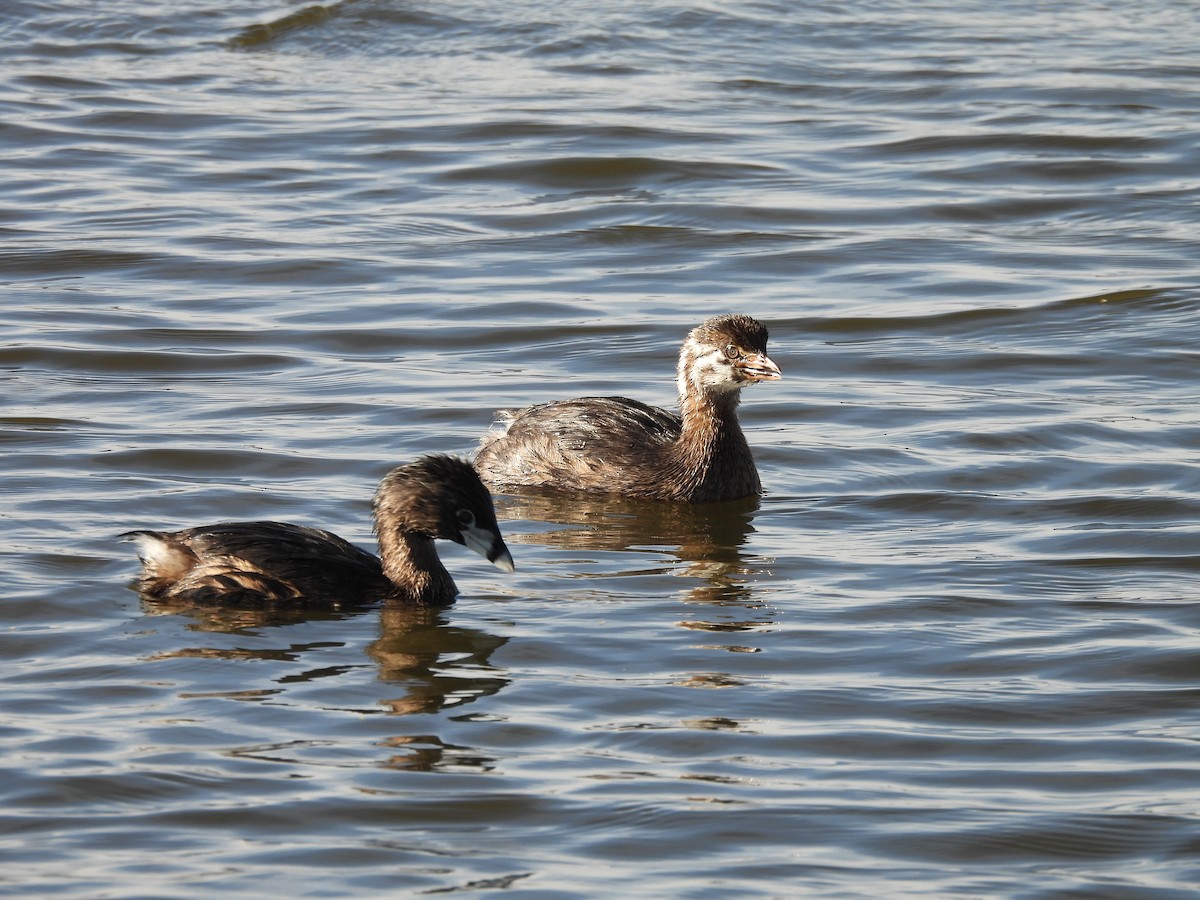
[2,0,1199,896]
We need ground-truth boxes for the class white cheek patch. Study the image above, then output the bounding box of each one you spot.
[691,349,740,392]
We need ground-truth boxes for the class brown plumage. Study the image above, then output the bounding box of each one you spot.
[122,455,514,606]
[474,314,782,502]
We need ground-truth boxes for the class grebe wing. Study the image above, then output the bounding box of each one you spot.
[498,397,681,449]
[124,521,387,604]
[475,397,683,491]
[181,522,377,567]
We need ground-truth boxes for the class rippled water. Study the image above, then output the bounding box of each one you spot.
[3,1,1200,896]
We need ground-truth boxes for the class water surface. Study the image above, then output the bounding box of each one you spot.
[2,1,1199,896]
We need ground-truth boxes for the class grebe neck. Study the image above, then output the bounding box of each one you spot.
[678,382,744,439]
[377,526,456,604]
[664,385,754,500]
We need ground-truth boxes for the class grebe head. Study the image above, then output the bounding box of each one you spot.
[374,455,515,572]
[677,314,782,398]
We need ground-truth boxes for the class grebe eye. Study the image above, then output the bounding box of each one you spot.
[456,509,475,527]
[724,344,740,360]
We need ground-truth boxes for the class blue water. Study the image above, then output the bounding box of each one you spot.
[2,1,1199,896]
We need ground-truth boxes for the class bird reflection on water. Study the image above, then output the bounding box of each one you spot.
[494,490,778,630]
[139,597,511,774]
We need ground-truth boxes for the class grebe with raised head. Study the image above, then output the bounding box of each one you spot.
[122,455,514,606]
[474,314,781,502]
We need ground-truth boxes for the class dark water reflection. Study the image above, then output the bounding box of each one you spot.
[499,491,759,568]
[142,598,511,722]
[501,491,773,632]
[3,0,1200,896]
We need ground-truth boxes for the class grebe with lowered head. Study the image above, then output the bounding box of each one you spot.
[122,455,514,606]
[474,314,782,502]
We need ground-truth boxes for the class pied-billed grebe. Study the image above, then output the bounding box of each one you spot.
[474,314,781,502]
[121,455,514,606]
